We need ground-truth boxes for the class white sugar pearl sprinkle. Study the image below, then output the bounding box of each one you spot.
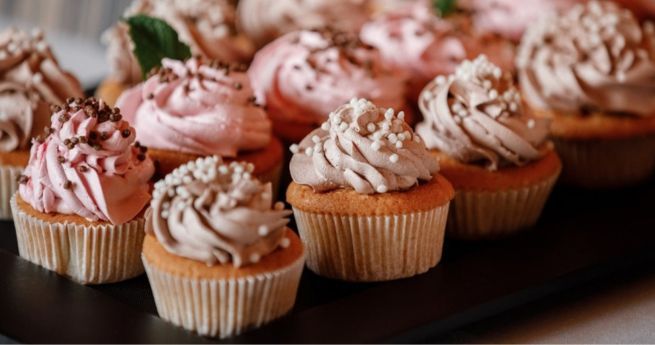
[376,185,388,193]
[258,225,269,236]
[395,141,403,149]
[305,147,314,156]
[280,237,291,248]
[367,123,376,132]
[290,144,300,154]
[250,253,261,263]
[389,153,399,163]
[312,135,321,143]
[371,141,381,151]
[321,122,330,131]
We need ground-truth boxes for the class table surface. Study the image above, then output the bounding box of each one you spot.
[1,180,654,343]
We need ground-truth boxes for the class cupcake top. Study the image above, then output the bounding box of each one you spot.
[103,0,254,85]
[148,156,292,267]
[290,98,438,194]
[359,0,515,99]
[417,56,549,171]
[237,0,372,47]
[116,57,272,157]
[249,28,406,128]
[0,28,83,152]
[18,97,155,224]
[458,0,584,42]
[517,1,655,117]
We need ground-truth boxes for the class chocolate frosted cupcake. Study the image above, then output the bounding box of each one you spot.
[287,98,454,281]
[143,156,304,338]
[117,57,283,192]
[518,1,655,188]
[249,28,409,143]
[0,28,83,219]
[417,56,561,239]
[11,97,154,284]
[99,0,254,105]
[360,0,515,101]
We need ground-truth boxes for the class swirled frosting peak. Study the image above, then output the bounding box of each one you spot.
[103,0,254,85]
[237,0,372,47]
[249,28,407,128]
[148,156,292,267]
[518,1,655,117]
[117,57,272,157]
[417,56,549,170]
[359,0,516,99]
[0,27,83,152]
[18,97,155,224]
[290,98,438,194]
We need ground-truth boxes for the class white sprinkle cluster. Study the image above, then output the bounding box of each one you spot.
[437,55,521,119]
[0,28,49,89]
[290,98,420,163]
[153,156,255,205]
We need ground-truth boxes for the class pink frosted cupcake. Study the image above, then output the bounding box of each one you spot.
[249,28,408,143]
[237,0,373,47]
[0,28,83,219]
[11,97,154,284]
[99,0,254,105]
[117,57,283,191]
[360,0,515,101]
[458,0,585,42]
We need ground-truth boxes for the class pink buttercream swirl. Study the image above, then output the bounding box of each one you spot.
[19,97,154,225]
[117,57,272,157]
[249,28,407,129]
[360,0,515,99]
[458,0,584,42]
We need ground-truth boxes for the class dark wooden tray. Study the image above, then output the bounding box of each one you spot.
[1,180,654,343]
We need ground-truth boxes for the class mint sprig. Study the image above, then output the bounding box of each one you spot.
[433,0,458,17]
[124,15,192,79]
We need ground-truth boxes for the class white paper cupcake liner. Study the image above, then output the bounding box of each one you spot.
[0,165,22,220]
[447,171,560,240]
[11,195,146,284]
[143,253,305,339]
[554,136,655,188]
[292,205,449,282]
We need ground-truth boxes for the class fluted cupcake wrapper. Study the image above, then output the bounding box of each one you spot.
[553,136,655,188]
[10,195,145,284]
[0,165,22,220]
[447,171,560,240]
[292,205,449,282]
[142,254,305,339]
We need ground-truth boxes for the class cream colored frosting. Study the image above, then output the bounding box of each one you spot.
[0,28,83,152]
[417,56,549,170]
[237,0,372,47]
[518,1,655,117]
[148,156,292,267]
[289,98,438,194]
[103,0,254,85]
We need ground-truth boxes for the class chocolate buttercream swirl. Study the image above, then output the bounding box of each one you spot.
[517,1,655,117]
[290,98,438,194]
[417,56,549,170]
[149,157,292,267]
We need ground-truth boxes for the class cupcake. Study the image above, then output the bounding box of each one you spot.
[143,156,304,338]
[287,98,454,281]
[517,1,655,188]
[0,28,83,219]
[249,28,409,143]
[237,0,372,48]
[417,56,561,239]
[457,0,584,43]
[98,0,254,106]
[360,0,516,101]
[117,57,283,193]
[11,97,154,284]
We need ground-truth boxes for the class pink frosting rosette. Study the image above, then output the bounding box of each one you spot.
[360,0,515,100]
[458,0,585,42]
[249,28,407,142]
[117,57,272,157]
[18,97,154,225]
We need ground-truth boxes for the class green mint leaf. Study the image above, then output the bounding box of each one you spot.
[124,15,192,79]
[433,0,457,17]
